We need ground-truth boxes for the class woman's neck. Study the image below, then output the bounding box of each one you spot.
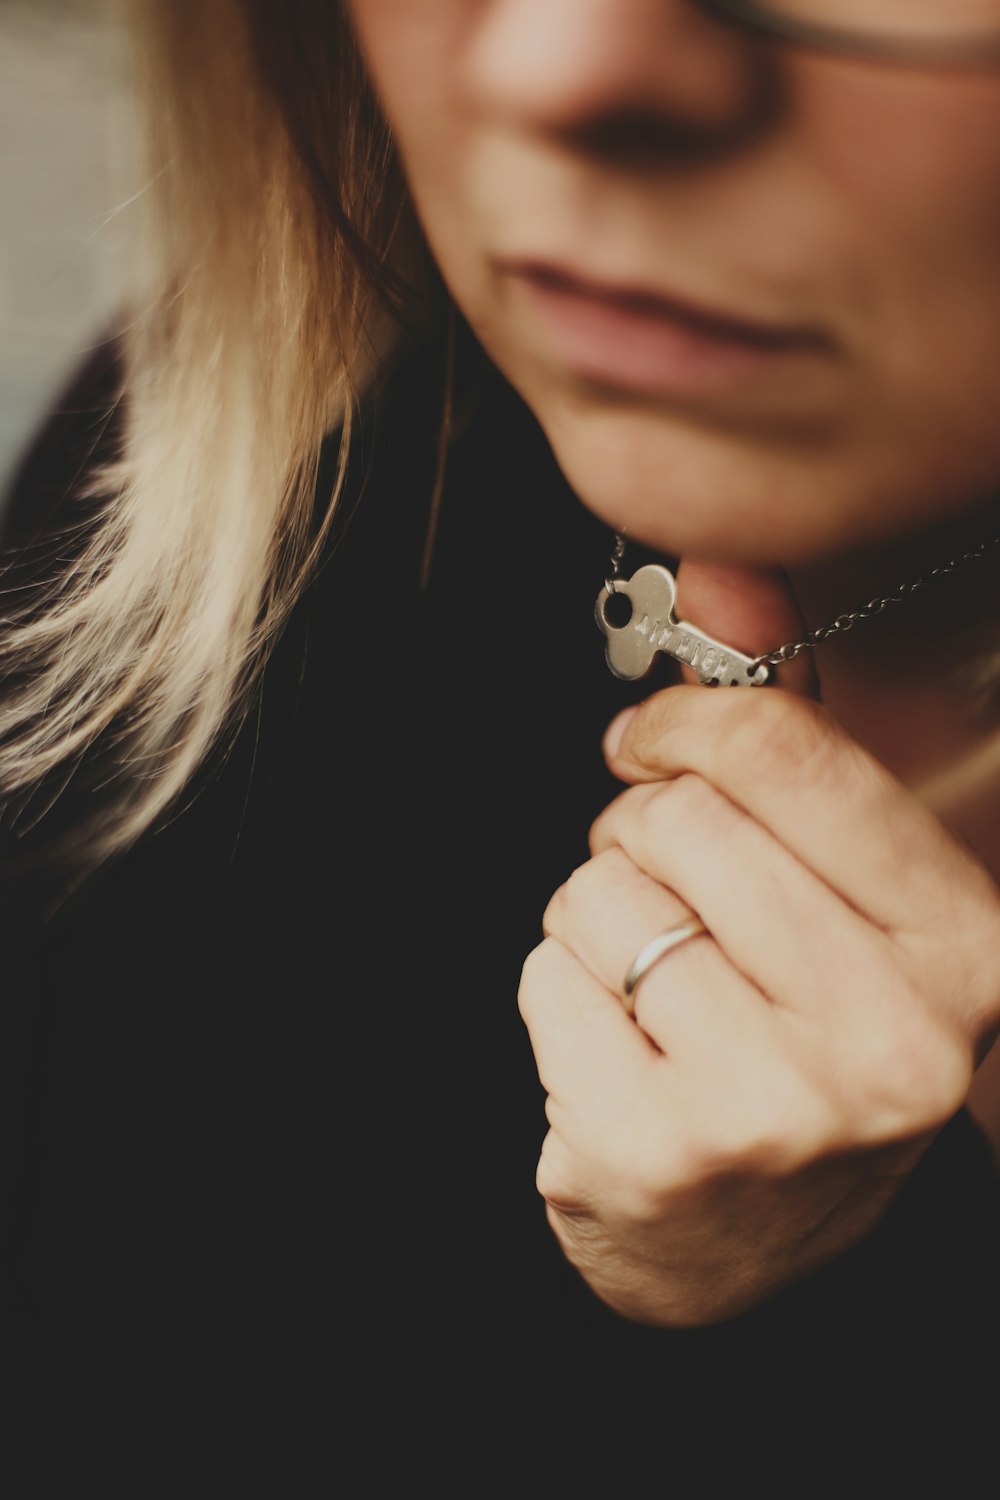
[787,499,1000,843]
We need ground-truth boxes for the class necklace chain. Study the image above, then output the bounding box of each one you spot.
[611,533,1000,676]
[605,532,627,595]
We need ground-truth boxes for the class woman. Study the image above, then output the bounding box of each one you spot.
[3,0,1000,1452]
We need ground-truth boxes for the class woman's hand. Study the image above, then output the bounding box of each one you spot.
[518,565,1000,1327]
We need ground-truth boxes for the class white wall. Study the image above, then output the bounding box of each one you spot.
[0,0,137,495]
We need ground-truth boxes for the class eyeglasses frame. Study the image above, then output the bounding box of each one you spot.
[700,0,1000,68]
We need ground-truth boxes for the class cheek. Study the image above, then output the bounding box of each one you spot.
[345,1,473,202]
[345,1,498,312]
[804,66,1000,232]
[805,72,1000,506]
[797,65,1000,368]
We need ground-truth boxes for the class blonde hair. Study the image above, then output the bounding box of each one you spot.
[0,0,421,877]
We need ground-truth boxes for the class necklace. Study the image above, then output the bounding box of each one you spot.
[596,531,1000,687]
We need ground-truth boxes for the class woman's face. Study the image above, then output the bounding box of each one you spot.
[345,0,1000,566]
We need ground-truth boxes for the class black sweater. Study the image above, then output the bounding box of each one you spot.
[2,329,998,1473]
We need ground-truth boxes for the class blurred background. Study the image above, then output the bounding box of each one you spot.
[0,0,136,495]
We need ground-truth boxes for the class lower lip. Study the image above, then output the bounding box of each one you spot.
[510,274,823,400]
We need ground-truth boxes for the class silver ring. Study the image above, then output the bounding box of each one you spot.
[622,916,708,1015]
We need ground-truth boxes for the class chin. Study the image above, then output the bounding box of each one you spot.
[534,396,947,569]
[537,402,819,565]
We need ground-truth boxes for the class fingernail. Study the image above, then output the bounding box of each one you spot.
[603,706,637,760]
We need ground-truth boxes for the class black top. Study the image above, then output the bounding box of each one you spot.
[1,328,998,1471]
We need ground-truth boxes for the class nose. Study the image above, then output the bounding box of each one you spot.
[462,0,773,152]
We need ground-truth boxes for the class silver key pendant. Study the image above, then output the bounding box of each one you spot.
[595,563,771,687]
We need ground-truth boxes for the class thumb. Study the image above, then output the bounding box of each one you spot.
[673,556,821,700]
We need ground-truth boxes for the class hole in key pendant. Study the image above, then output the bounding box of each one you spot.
[603,590,633,630]
[596,561,771,687]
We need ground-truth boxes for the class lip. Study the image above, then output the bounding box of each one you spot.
[500,261,832,400]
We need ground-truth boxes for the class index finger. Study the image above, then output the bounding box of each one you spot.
[602,685,994,938]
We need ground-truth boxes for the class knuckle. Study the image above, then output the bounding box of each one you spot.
[544,851,615,930]
[605,1097,834,1224]
[950,888,1000,1045]
[588,784,649,855]
[891,1027,973,1132]
[602,1121,684,1223]
[726,691,839,788]
[605,773,729,862]
[612,1134,749,1217]
[611,1160,675,1225]
[517,936,564,1023]
[561,855,598,903]
[540,882,565,937]
[535,1157,563,1207]
[659,771,730,840]
[627,691,686,766]
[696,1093,831,1180]
[851,1005,973,1139]
[535,1136,582,1211]
[680,1061,843,1178]
[702,1113,818,1178]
